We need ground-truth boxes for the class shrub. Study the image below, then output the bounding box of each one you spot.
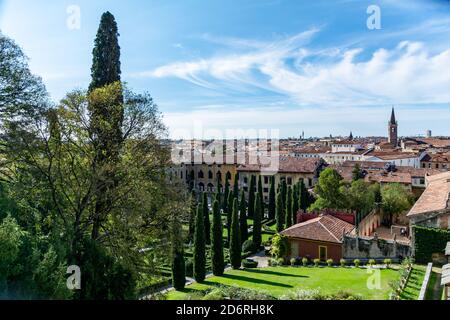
[354,259,361,267]
[269,259,278,267]
[340,259,346,267]
[277,257,285,266]
[384,259,392,268]
[313,259,320,267]
[290,258,296,266]
[302,257,308,266]
[242,239,255,254]
[270,234,288,259]
[203,286,275,300]
[368,259,376,267]
[242,259,258,269]
[326,259,334,267]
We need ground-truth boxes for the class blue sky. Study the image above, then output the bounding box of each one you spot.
[1,0,450,138]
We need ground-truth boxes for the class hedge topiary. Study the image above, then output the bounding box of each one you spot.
[354,259,361,267]
[302,257,308,267]
[313,259,320,267]
[242,259,258,269]
[326,259,334,267]
[340,259,346,267]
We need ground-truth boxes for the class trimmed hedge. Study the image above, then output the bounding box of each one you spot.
[242,259,258,268]
[413,225,450,264]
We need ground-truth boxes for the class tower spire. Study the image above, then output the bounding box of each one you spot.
[390,106,396,124]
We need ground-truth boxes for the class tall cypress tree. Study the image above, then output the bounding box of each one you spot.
[171,219,185,290]
[268,176,276,220]
[276,192,285,232]
[188,190,197,241]
[247,175,256,218]
[233,173,239,199]
[257,175,263,212]
[227,192,234,244]
[193,204,205,282]
[253,192,263,249]
[299,180,308,211]
[223,179,230,213]
[281,180,287,213]
[229,198,242,269]
[292,184,299,226]
[89,12,124,240]
[202,193,211,245]
[211,200,224,276]
[286,186,293,228]
[239,190,248,243]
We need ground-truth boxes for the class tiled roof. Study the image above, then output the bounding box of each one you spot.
[280,215,354,244]
[237,157,321,174]
[408,171,450,217]
[421,153,450,163]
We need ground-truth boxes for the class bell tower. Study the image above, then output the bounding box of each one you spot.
[388,107,398,147]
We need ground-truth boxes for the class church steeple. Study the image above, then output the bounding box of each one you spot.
[388,107,398,147]
[390,107,397,125]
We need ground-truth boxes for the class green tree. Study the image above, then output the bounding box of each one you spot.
[188,190,197,241]
[247,175,256,218]
[285,186,293,228]
[88,12,124,240]
[229,198,242,269]
[257,175,263,213]
[268,176,276,220]
[227,192,234,244]
[171,219,185,291]
[202,192,211,245]
[381,184,414,225]
[280,180,287,212]
[292,184,299,225]
[253,192,263,249]
[309,168,346,211]
[270,234,288,259]
[211,200,225,276]
[223,178,230,213]
[352,164,364,181]
[298,180,309,211]
[239,191,248,242]
[276,192,285,232]
[346,180,376,215]
[193,204,206,283]
[233,173,239,199]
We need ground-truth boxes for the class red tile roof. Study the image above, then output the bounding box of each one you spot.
[237,157,321,174]
[281,215,354,244]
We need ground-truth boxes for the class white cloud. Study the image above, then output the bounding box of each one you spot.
[136,28,450,107]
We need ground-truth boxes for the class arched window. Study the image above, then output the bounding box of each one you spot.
[198,183,205,191]
[208,170,213,180]
[226,171,232,181]
[217,171,222,182]
[198,170,204,179]
[207,183,214,192]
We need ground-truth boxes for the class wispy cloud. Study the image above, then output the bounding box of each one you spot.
[135,26,450,107]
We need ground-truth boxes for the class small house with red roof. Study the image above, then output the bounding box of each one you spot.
[280,214,355,262]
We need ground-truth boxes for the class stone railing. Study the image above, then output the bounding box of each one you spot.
[418,263,433,300]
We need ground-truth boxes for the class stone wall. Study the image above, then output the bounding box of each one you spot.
[343,234,410,260]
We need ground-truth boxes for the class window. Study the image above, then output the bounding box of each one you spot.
[208,171,213,179]
[287,177,292,185]
[243,187,248,192]
[244,177,248,184]
[217,171,222,181]
[198,170,204,179]
[264,176,269,184]
[263,188,269,193]
[319,246,327,261]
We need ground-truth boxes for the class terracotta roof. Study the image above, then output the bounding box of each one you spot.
[237,157,321,174]
[365,171,411,184]
[365,150,420,160]
[421,153,450,163]
[281,215,354,244]
[332,140,360,145]
[408,171,450,217]
[417,138,450,148]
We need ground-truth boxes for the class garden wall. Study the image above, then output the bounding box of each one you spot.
[343,234,410,260]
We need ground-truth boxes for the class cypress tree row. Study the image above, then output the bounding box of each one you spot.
[215,182,222,207]
[286,186,293,228]
[281,180,287,213]
[239,190,248,243]
[211,200,224,276]
[268,176,276,220]
[227,192,234,244]
[247,175,256,218]
[193,204,206,283]
[229,198,242,269]
[276,192,285,232]
[253,192,263,249]
[202,193,211,245]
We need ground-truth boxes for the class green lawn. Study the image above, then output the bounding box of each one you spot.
[167,266,398,300]
[400,265,426,300]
